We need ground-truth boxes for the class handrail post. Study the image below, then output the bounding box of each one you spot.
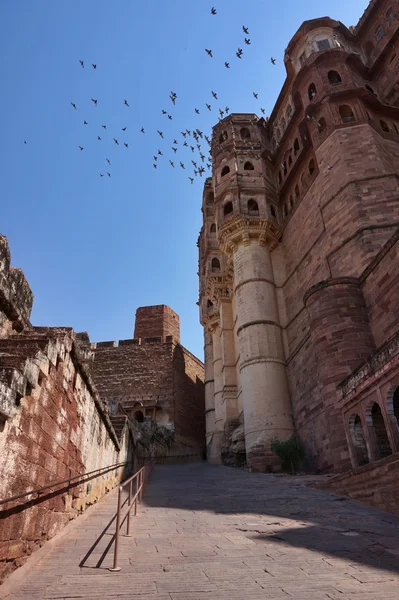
[134,475,138,516]
[109,486,122,572]
[126,480,132,537]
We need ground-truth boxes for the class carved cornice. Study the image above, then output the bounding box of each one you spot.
[203,308,220,334]
[218,216,283,254]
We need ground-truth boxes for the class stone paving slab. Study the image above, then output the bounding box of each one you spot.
[2,463,399,599]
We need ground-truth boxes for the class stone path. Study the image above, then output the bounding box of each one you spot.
[2,463,399,599]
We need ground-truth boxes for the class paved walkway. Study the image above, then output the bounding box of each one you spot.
[2,463,399,599]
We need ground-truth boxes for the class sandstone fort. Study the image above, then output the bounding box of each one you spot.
[1,0,399,586]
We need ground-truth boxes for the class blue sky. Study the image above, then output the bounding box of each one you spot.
[0,0,366,359]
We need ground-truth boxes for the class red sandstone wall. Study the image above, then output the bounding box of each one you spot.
[173,346,205,456]
[315,454,399,517]
[134,305,180,342]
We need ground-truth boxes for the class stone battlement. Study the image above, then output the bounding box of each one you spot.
[92,335,175,349]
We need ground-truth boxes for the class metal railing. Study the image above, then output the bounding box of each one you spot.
[110,460,154,572]
[0,461,131,508]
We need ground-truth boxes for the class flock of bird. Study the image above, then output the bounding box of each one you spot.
[65,6,279,184]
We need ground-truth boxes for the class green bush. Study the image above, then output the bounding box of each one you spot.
[270,435,305,474]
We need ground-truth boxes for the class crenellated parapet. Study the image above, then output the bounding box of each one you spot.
[0,235,33,335]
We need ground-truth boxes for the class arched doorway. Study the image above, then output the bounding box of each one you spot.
[370,402,392,459]
[349,414,369,466]
[134,410,144,423]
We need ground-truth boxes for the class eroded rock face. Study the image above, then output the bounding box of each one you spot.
[221,413,246,468]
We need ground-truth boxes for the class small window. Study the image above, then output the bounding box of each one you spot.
[295,184,300,199]
[244,161,254,171]
[240,127,251,140]
[339,105,356,124]
[317,117,327,133]
[219,131,228,143]
[328,70,342,85]
[286,105,292,118]
[294,138,300,155]
[206,191,214,204]
[308,159,315,176]
[248,199,259,215]
[308,83,317,101]
[375,25,385,41]
[387,8,396,24]
[380,120,390,132]
[210,223,216,234]
[211,257,221,272]
[317,39,330,51]
[224,201,233,216]
[221,165,230,177]
[270,205,277,218]
[365,85,377,96]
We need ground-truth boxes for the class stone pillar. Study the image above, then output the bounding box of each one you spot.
[204,332,216,460]
[219,299,238,421]
[304,278,376,472]
[233,239,294,472]
[211,324,224,463]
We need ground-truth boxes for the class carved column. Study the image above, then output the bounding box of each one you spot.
[219,297,238,420]
[204,331,216,459]
[219,217,294,472]
[210,319,224,464]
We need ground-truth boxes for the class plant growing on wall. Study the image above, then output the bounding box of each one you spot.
[270,435,305,474]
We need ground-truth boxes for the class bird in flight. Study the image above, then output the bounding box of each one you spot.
[180,162,185,169]
[224,62,230,68]
[107,172,111,177]
[189,177,194,184]
[100,173,105,177]
[196,143,201,150]
[113,138,119,145]
[195,108,200,114]
[158,149,163,155]
[71,102,77,110]
[219,108,224,117]
[183,141,188,147]
[92,63,97,69]
[91,98,98,106]
[200,153,205,162]
[157,130,164,138]
[206,103,212,111]
[24,140,27,144]
[271,57,276,65]
[79,60,84,68]
[169,95,176,105]
[205,49,213,58]
[169,160,175,168]
[253,92,259,99]
[173,138,178,144]
[97,135,101,140]
[153,163,157,169]
[190,145,195,153]
[243,26,249,34]
[245,38,251,45]
[225,106,229,114]
[124,143,129,148]
[124,99,129,106]
[84,120,88,125]
[141,127,145,133]
[162,109,167,115]
[102,124,106,129]
[168,114,173,120]
[260,107,266,114]
[122,127,127,131]
[211,91,218,99]
[106,158,111,165]
[170,91,177,98]
[236,48,243,59]
[172,147,177,153]
[153,155,158,161]
[186,129,191,135]
[191,160,197,168]
[211,7,216,15]
[78,145,84,151]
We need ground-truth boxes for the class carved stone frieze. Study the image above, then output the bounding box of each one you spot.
[218,216,283,254]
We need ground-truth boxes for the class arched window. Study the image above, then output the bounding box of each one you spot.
[370,402,392,459]
[365,85,377,96]
[308,83,317,101]
[294,138,300,155]
[221,165,230,177]
[328,70,342,85]
[210,223,216,234]
[295,184,300,199]
[244,161,254,171]
[206,191,214,204]
[224,201,233,216]
[134,410,144,423]
[288,154,292,166]
[380,120,390,132]
[375,25,385,41]
[349,414,369,466]
[308,159,315,176]
[339,105,356,123]
[211,257,221,272]
[317,117,327,133]
[247,199,259,215]
[219,131,228,143]
[207,299,213,308]
[270,204,277,218]
[240,127,251,140]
